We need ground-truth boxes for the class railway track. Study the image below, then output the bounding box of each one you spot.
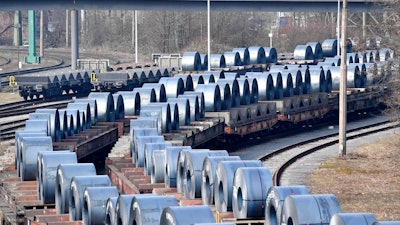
[261,119,399,186]
[0,99,73,140]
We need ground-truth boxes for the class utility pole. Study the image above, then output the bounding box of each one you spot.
[207,0,211,71]
[338,0,348,158]
[66,10,69,47]
[40,10,44,58]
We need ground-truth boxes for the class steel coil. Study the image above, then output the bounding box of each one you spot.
[38,152,77,204]
[138,110,163,138]
[201,73,216,84]
[324,56,341,66]
[324,69,333,92]
[168,102,180,130]
[142,103,172,133]
[57,110,69,139]
[244,77,259,103]
[151,150,166,183]
[176,149,205,193]
[294,45,314,60]
[224,51,242,67]
[365,50,378,63]
[233,48,250,65]
[263,47,278,63]
[133,87,157,109]
[167,98,191,126]
[265,185,309,225]
[217,79,240,107]
[159,205,215,225]
[35,109,61,141]
[192,224,235,225]
[66,103,91,129]
[174,74,194,92]
[117,91,140,116]
[65,109,81,134]
[135,135,165,167]
[214,160,262,212]
[159,77,185,98]
[15,131,46,177]
[357,51,367,63]
[24,120,48,135]
[28,113,51,136]
[269,72,283,99]
[144,142,172,176]
[190,74,205,90]
[248,46,266,64]
[183,91,205,119]
[286,69,303,95]
[112,93,125,120]
[74,99,98,125]
[269,65,286,73]
[78,111,87,131]
[210,54,226,68]
[346,53,359,64]
[203,71,225,82]
[88,92,115,122]
[306,42,323,60]
[298,68,311,94]
[130,195,179,225]
[379,48,392,61]
[117,194,137,225]
[236,78,251,105]
[164,146,192,188]
[232,167,272,219]
[322,39,338,57]
[217,83,232,110]
[142,83,168,102]
[182,52,202,71]
[224,72,240,79]
[281,194,341,225]
[20,136,53,181]
[244,73,274,101]
[348,64,363,88]
[56,163,96,214]
[69,175,111,221]
[308,67,326,93]
[178,95,200,122]
[183,150,229,199]
[280,71,294,97]
[195,84,222,112]
[200,54,208,70]
[330,213,377,225]
[130,120,159,157]
[105,197,118,225]
[201,156,241,205]
[82,186,119,225]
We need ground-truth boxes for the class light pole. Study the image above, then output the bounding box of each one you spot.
[337,0,340,56]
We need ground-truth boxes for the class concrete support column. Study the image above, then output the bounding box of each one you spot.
[25,10,40,64]
[71,9,79,70]
[13,11,22,47]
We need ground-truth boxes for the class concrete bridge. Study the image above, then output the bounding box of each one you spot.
[0,0,383,12]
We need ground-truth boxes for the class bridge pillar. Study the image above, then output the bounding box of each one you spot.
[24,10,41,64]
[13,11,22,47]
[71,9,79,70]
